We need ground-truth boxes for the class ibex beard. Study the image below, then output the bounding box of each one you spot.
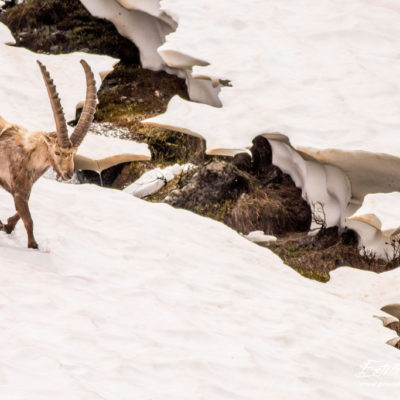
[0,59,97,249]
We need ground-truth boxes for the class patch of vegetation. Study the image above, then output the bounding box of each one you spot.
[267,227,390,282]
[0,0,140,61]
[226,176,311,235]
[163,159,312,238]
[95,62,204,165]
[384,237,400,268]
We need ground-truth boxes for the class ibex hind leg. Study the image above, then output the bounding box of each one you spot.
[4,213,20,234]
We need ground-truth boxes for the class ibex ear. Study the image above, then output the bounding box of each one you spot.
[41,133,54,147]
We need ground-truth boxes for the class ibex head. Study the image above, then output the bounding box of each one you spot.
[37,59,97,180]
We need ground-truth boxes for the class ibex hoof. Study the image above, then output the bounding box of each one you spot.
[28,241,39,249]
[4,225,14,234]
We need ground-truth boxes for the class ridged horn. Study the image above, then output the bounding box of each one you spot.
[70,60,97,147]
[36,60,70,148]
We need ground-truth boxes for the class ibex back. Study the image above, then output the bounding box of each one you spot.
[0,60,97,248]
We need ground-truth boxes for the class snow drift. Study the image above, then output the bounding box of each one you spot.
[347,192,400,258]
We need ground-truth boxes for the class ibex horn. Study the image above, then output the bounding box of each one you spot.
[70,60,97,147]
[37,60,70,148]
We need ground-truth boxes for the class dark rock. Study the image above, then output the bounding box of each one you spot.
[51,30,66,42]
[250,135,283,185]
[165,160,311,236]
[165,161,249,212]
[233,152,252,173]
[251,135,272,174]
[341,228,359,246]
[1,0,16,10]
[68,104,83,127]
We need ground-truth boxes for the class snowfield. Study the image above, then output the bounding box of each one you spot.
[0,179,399,399]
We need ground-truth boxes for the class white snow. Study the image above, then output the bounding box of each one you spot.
[76,132,150,168]
[0,178,399,399]
[115,0,174,25]
[0,23,116,134]
[80,0,175,71]
[346,192,400,258]
[244,231,277,244]
[124,163,194,197]
[269,138,351,229]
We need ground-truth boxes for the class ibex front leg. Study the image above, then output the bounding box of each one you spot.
[4,213,20,234]
[12,192,38,249]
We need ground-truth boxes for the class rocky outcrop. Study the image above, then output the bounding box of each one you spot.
[165,137,311,236]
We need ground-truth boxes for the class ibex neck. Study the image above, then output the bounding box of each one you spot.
[27,132,53,178]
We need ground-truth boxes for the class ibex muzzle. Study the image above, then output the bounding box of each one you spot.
[0,60,97,249]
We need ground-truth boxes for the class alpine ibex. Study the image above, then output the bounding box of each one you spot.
[0,59,97,249]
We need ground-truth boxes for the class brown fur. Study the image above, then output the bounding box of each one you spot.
[0,116,77,248]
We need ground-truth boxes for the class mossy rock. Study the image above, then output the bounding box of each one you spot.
[164,160,311,235]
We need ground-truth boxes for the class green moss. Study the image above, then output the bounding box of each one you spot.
[199,199,235,221]
[295,268,330,283]
[272,241,308,259]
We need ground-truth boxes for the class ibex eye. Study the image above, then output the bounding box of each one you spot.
[55,151,61,156]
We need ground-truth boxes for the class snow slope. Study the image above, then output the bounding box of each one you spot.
[0,178,399,399]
